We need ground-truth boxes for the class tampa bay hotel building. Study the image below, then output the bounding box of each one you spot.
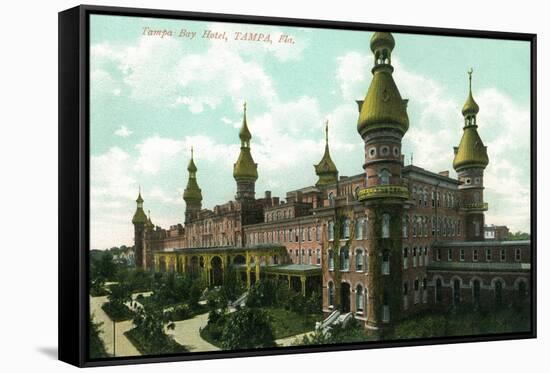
[131,32,531,331]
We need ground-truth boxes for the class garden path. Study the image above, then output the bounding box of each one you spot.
[166,312,220,352]
[89,295,140,357]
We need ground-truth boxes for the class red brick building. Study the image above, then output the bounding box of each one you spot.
[133,32,531,332]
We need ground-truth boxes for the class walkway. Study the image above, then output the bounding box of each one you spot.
[166,312,220,352]
[275,331,314,347]
[89,295,140,357]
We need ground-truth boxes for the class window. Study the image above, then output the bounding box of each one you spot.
[486,248,492,261]
[356,285,364,312]
[307,227,312,241]
[473,249,479,262]
[328,250,334,270]
[382,213,390,238]
[364,217,369,239]
[328,221,334,241]
[316,249,321,265]
[473,279,481,304]
[435,278,442,303]
[422,278,428,303]
[436,248,441,261]
[460,249,465,261]
[308,249,312,264]
[500,248,506,262]
[424,247,429,265]
[289,229,293,242]
[328,192,335,207]
[328,282,334,307]
[356,249,364,271]
[364,250,369,273]
[368,147,377,158]
[431,216,436,236]
[355,219,363,240]
[380,169,390,185]
[340,247,350,271]
[343,219,350,239]
[382,291,390,323]
[453,279,461,305]
[419,247,424,267]
[402,215,408,238]
[414,279,420,304]
[447,248,452,261]
[515,248,522,262]
[413,247,417,267]
[474,220,480,237]
[382,250,390,275]
[431,191,435,208]
[403,247,408,269]
[380,145,390,156]
[393,146,400,157]
[316,225,321,241]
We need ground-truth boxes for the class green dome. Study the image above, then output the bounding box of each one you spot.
[132,208,147,224]
[187,156,197,173]
[370,32,395,53]
[314,122,338,187]
[453,126,489,170]
[239,112,252,142]
[357,70,409,136]
[233,149,258,180]
[462,91,479,116]
[183,177,203,201]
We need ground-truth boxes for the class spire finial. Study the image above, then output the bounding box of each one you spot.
[243,101,247,113]
[148,209,151,218]
[468,68,473,93]
[191,146,194,159]
[325,120,329,145]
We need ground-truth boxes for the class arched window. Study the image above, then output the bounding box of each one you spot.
[473,279,481,305]
[494,280,503,305]
[435,278,443,303]
[413,247,417,267]
[328,249,334,270]
[364,250,369,273]
[517,280,528,300]
[316,249,321,265]
[356,249,364,271]
[403,247,409,269]
[402,215,408,238]
[340,247,350,271]
[328,192,335,207]
[356,285,364,312]
[382,213,390,238]
[354,186,360,200]
[382,290,390,323]
[355,219,363,240]
[328,282,334,307]
[343,219,351,239]
[328,221,334,241]
[382,250,390,275]
[379,169,390,185]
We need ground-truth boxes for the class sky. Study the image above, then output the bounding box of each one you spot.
[89,14,531,250]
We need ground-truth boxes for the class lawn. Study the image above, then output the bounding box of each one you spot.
[265,307,323,339]
[125,328,187,355]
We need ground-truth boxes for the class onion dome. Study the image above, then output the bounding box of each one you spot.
[183,148,203,202]
[314,121,339,187]
[453,69,489,171]
[370,32,395,53]
[233,102,258,181]
[357,32,409,137]
[462,69,480,116]
[132,188,148,224]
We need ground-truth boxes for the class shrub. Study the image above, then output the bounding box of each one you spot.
[220,308,276,350]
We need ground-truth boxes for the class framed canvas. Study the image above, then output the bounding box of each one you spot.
[58,4,537,368]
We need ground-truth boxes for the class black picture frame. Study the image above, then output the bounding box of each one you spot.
[58,4,537,368]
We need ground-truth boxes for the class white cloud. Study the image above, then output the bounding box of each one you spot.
[114,125,133,137]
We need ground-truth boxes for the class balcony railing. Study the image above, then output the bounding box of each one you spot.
[462,202,489,211]
[357,185,409,201]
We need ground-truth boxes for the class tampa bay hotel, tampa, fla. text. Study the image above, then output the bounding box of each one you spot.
[130,32,531,331]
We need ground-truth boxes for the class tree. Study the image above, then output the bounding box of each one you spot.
[131,301,176,352]
[89,314,108,358]
[220,308,276,350]
[96,251,117,281]
[508,231,530,241]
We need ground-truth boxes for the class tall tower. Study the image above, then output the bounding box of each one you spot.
[453,69,489,241]
[314,120,339,187]
[132,187,148,268]
[183,147,203,224]
[357,32,409,331]
[233,102,258,203]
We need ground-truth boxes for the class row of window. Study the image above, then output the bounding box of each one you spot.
[402,215,461,238]
[265,209,295,222]
[403,277,429,308]
[434,247,523,262]
[327,282,391,322]
[288,248,322,266]
[434,276,528,305]
[327,248,390,274]
[403,246,430,269]
[411,187,458,209]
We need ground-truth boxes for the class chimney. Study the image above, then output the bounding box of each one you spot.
[438,171,449,177]
[296,191,303,203]
[272,197,280,206]
[356,100,364,113]
[265,190,271,200]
